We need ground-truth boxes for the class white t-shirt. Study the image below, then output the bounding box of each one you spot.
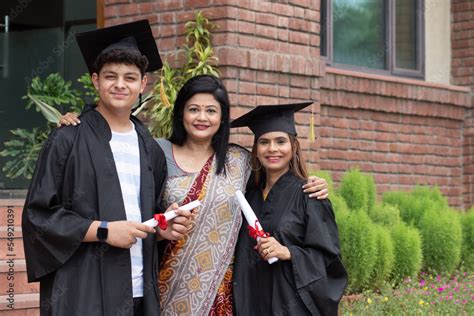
[109,123,143,298]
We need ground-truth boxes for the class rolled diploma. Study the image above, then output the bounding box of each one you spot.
[235,190,278,264]
[143,200,202,227]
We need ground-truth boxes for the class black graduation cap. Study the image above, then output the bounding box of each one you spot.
[76,19,162,74]
[230,101,313,139]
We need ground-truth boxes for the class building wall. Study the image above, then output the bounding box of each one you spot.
[102,0,472,208]
[452,0,474,208]
[320,68,469,207]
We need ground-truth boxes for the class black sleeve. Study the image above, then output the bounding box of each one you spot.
[286,199,347,315]
[22,128,93,282]
[152,143,168,213]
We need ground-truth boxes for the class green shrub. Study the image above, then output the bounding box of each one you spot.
[461,209,474,271]
[390,223,423,282]
[383,187,447,228]
[338,210,377,292]
[365,173,376,215]
[419,209,462,274]
[370,203,401,227]
[371,224,395,288]
[412,186,448,209]
[339,168,375,213]
[330,194,349,216]
[309,170,348,216]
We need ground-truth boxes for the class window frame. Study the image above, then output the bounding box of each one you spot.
[321,0,425,79]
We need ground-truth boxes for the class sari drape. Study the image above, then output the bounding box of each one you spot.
[158,146,251,315]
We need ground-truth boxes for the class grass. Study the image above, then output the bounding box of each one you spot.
[340,271,474,315]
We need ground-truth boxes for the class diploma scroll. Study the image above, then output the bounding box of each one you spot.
[143,200,202,229]
[235,190,278,264]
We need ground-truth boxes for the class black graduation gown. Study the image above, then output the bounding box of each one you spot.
[233,172,347,316]
[22,104,167,316]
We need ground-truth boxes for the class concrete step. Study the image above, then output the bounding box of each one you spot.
[0,199,24,227]
[0,293,39,311]
[0,226,25,260]
[0,259,39,295]
[0,308,39,316]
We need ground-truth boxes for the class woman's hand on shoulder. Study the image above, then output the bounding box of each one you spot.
[303,176,328,199]
[57,112,80,127]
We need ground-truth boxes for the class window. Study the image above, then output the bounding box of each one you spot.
[321,0,424,78]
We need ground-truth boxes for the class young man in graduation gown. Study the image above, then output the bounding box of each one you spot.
[231,103,348,315]
[22,20,190,316]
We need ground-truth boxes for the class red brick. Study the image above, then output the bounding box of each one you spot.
[158,12,175,23]
[239,9,255,22]
[255,38,277,53]
[272,3,294,17]
[277,29,289,41]
[256,72,279,84]
[238,34,255,48]
[104,6,117,18]
[278,16,289,28]
[139,3,154,14]
[239,69,257,81]
[305,9,320,22]
[183,0,212,8]
[257,83,278,96]
[216,19,238,33]
[256,13,278,26]
[238,94,257,107]
[256,25,277,40]
[289,31,310,45]
[256,95,280,105]
[117,3,139,16]
[289,0,312,9]
[294,7,305,18]
[238,21,256,34]
[239,81,257,94]
[105,0,129,3]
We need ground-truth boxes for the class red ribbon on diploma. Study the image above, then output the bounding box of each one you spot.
[154,213,168,230]
[247,220,269,239]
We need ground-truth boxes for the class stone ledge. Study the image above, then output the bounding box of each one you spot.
[0,293,39,310]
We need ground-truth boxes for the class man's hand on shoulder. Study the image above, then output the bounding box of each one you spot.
[58,112,81,127]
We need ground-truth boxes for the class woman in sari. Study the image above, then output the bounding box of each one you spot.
[59,75,328,315]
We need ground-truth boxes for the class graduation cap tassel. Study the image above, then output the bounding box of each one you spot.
[309,105,315,142]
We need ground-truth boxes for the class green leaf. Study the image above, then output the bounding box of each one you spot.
[27,94,62,124]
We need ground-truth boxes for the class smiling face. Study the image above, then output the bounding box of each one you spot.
[182,92,222,143]
[92,62,147,116]
[256,131,293,176]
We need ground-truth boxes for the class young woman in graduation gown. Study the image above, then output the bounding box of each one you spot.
[232,102,348,316]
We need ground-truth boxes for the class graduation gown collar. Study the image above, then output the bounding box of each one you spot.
[261,170,297,202]
[80,103,153,155]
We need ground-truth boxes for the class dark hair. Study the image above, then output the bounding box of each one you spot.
[169,75,230,175]
[94,49,149,76]
[251,134,308,187]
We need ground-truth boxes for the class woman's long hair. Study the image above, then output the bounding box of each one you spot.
[251,134,308,187]
[168,75,230,175]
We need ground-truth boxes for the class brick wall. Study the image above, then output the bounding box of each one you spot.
[103,0,324,170]
[452,0,474,209]
[101,0,473,208]
[320,68,470,207]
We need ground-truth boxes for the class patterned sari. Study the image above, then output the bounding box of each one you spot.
[158,146,251,315]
